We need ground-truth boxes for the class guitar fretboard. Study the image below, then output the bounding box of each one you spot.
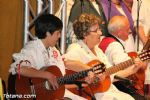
[57,63,104,85]
[57,68,94,85]
[105,59,134,75]
[105,49,149,75]
[57,49,149,84]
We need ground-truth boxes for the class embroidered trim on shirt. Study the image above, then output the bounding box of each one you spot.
[17,60,31,79]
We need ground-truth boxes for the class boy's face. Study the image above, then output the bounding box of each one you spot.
[47,30,61,47]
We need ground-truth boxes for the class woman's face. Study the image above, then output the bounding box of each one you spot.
[85,23,102,47]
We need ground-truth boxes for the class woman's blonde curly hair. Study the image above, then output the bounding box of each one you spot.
[73,13,102,40]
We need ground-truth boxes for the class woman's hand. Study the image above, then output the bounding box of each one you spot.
[85,71,106,84]
[97,73,107,82]
[133,58,147,73]
[85,71,96,84]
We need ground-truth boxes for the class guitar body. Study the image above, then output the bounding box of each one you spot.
[66,60,111,99]
[16,66,65,100]
[66,50,150,99]
[127,67,145,95]
[128,52,146,95]
[14,50,149,100]
[87,60,111,93]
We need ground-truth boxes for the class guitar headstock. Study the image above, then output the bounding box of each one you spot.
[91,61,106,75]
[139,49,150,61]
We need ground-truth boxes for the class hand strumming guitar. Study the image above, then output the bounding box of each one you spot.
[85,71,107,84]
[84,71,95,84]
[45,71,59,90]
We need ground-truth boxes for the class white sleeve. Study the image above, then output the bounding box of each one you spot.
[64,44,83,61]
[9,48,36,74]
[105,42,130,65]
[105,42,135,81]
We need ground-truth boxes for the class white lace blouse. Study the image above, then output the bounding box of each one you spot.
[9,39,65,76]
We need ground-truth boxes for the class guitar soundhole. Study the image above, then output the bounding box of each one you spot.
[44,81,53,90]
[93,77,100,85]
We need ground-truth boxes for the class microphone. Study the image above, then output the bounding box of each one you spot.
[114,75,134,85]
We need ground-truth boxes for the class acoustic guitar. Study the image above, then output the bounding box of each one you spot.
[66,49,150,99]
[127,52,146,95]
[15,60,105,100]
[126,37,150,95]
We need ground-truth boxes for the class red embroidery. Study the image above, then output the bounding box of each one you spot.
[53,50,58,58]
[99,37,116,53]
[62,57,65,61]
[17,60,31,79]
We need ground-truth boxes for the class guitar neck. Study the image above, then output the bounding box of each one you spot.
[56,49,149,84]
[57,69,91,85]
[105,59,134,75]
[105,49,149,75]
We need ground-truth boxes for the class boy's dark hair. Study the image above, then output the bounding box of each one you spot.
[35,14,63,39]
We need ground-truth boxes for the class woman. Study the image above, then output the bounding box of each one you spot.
[64,13,135,100]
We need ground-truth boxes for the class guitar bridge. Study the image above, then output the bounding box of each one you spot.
[30,85,36,95]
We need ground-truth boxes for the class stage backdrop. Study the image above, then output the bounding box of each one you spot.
[0,0,60,88]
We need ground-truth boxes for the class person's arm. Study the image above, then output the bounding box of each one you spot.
[64,59,90,72]
[64,44,103,83]
[63,44,90,71]
[114,58,147,79]
[19,66,59,90]
[105,42,146,81]
[64,59,106,84]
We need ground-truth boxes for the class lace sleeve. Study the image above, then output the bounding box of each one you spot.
[9,49,36,75]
